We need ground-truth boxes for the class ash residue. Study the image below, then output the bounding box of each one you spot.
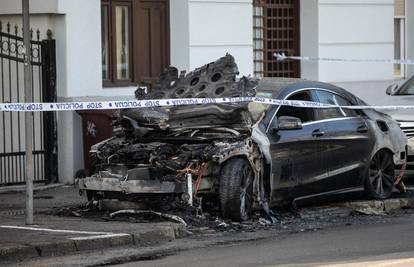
[24,182,414,237]
[42,191,414,236]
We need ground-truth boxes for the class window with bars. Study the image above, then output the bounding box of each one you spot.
[394,0,405,17]
[253,5,264,78]
[253,0,300,78]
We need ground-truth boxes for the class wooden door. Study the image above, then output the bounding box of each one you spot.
[134,0,170,85]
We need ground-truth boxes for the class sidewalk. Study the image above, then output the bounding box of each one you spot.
[0,186,186,263]
[1,184,414,264]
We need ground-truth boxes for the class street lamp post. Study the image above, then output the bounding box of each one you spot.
[22,0,34,225]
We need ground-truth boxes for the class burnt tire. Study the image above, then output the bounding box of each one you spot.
[219,158,254,221]
[364,150,395,199]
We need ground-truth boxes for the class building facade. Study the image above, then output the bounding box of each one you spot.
[0,0,410,184]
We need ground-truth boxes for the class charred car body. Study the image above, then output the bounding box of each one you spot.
[78,55,407,221]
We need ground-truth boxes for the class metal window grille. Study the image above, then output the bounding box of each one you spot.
[253,0,300,78]
[253,5,264,78]
[394,0,405,17]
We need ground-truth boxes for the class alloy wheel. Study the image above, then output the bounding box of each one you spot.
[368,152,395,198]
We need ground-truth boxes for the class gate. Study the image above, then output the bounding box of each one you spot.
[0,22,57,186]
[253,0,300,78]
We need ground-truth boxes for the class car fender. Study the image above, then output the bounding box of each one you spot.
[365,110,407,165]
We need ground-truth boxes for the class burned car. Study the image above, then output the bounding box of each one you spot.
[78,55,407,221]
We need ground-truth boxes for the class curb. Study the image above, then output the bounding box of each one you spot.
[342,197,414,214]
[298,196,414,219]
[0,245,39,261]
[0,183,64,194]
[0,224,187,263]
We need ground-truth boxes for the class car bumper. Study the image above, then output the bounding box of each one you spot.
[398,121,414,162]
[78,177,187,194]
[408,138,414,159]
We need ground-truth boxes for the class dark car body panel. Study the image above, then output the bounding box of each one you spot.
[253,79,407,206]
[268,121,330,198]
[322,117,373,187]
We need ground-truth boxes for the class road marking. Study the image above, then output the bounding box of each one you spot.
[69,233,131,241]
[0,225,111,235]
[316,257,414,267]
[0,225,131,242]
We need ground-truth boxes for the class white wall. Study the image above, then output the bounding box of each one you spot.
[407,0,414,77]
[0,0,59,14]
[300,0,319,81]
[318,0,394,82]
[57,110,84,184]
[299,0,398,104]
[187,0,253,76]
[170,0,190,72]
[0,14,58,40]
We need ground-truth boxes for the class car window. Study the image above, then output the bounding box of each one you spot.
[276,91,316,123]
[315,90,358,120]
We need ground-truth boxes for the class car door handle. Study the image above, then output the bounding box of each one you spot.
[312,129,325,137]
[357,125,368,133]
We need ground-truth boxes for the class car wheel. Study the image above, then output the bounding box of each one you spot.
[365,150,395,199]
[219,158,254,221]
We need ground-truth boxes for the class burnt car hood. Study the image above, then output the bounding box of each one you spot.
[119,54,257,131]
[121,104,252,130]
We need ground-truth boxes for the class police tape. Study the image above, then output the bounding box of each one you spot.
[1,96,414,112]
[0,97,252,112]
[274,53,414,65]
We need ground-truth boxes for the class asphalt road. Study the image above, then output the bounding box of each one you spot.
[5,172,414,267]
[117,214,414,267]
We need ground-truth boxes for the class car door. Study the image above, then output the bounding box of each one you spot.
[314,90,375,190]
[266,90,330,200]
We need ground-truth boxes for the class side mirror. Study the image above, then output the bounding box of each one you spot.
[386,84,399,95]
[272,116,303,131]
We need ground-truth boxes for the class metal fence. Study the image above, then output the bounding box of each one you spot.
[0,22,57,186]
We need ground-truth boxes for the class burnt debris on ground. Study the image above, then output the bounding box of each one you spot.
[43,190,414,235]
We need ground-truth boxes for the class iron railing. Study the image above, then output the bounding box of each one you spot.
[0,22,57,186]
